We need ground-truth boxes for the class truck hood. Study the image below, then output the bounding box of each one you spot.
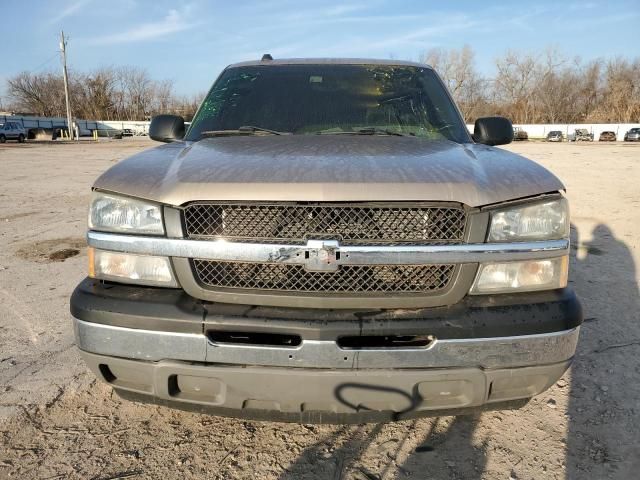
[93,136,564,207]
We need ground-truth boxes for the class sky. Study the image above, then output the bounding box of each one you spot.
[0,0,638,101]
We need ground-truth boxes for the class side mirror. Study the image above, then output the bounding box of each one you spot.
[473,117,513,146]
[149,114,185,143]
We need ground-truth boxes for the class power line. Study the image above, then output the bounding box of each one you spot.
[29,51,60,73]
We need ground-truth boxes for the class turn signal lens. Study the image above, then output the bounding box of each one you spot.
[88,248,178,287]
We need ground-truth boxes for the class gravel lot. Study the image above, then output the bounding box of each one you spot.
[1,138,639,479]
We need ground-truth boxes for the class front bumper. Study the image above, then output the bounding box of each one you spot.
[71,280,582,422]
[79,350,571,423]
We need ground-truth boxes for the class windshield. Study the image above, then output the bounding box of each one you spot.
[186,64,469,143]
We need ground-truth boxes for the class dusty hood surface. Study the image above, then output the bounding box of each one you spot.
[93,136,564,207]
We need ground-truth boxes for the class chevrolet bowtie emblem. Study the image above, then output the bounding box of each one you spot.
[303,239,340,272]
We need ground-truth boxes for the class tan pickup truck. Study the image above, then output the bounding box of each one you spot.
[71,57,582,423]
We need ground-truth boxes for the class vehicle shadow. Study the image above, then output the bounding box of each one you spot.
[566,223,640,478]
[279,424,384,480]
[279,416,486,479]
[280,222,640,479]
[395,415,487,478]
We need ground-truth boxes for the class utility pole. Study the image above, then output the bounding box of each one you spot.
[60,31,74,140]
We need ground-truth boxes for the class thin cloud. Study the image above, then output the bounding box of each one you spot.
[250,7,547,60]
[88,7,196,45]
[354,15,479,51]
[569,1,598,9]
[49,0,91,25]
[232,12,481,61]
[325,4,367,16]
[556,11,639,30]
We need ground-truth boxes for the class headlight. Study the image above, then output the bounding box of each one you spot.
[88,248,178,287]
[488,198,569,242]
[89,192,164,235]
[471,256,568,294]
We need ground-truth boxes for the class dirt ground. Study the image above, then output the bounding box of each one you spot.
[0,138,639,480]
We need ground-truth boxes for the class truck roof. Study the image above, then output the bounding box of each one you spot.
[227,57,433,69]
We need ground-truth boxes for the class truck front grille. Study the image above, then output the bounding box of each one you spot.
[183,202,466,245]
[192,260,455,294]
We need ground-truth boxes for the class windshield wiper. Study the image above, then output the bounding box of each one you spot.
[238,125,290,135]
[200,125,290,138]
[354,127,408,136]
[314,127,407,137]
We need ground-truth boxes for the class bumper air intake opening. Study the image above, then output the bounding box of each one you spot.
[208,330,302,347]
[98,364,117,383]
[168,375,180,397]
[95,361,153,394]
[337,335,435,350]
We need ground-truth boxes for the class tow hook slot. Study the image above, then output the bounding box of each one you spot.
[208,330,302,347]
[337,335,435,349]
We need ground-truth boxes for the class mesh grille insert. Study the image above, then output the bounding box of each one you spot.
[192,260,455,294]
[184,203,466,245]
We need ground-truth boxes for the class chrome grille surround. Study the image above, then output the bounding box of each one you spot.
[86,229,570,309]
[183,202,467,245]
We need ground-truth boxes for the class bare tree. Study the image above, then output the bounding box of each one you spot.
[421,45,489,121]
[570,59,602,122]
[7,72,66,116]
[594,58,640,123]
[533,50,578,123]
[493,51,541,123]
[168,92,205,121]
[421,45,475,96]
[75,68,117,120]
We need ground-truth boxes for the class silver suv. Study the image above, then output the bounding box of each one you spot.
[624,128,640,142]
[0,121,27,143]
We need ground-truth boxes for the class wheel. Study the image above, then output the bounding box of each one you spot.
[0,135,5,143]
[18,134,25,143]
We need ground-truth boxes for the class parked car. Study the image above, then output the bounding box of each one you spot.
[71,57,582,423]
[122,128,134,137]
[599,131,616,142]
[0,120,27,143]
[624,128,640,141]
[569,128,594,142]
[96,129,123,139]
[513,126,528,141]
[546,130,563,142]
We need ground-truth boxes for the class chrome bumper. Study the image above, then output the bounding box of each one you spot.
[73,317,579,370]
[87,231,569,266]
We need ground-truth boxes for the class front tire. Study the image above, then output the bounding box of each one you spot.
[18,134,25,143]
[0,135,5,143]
